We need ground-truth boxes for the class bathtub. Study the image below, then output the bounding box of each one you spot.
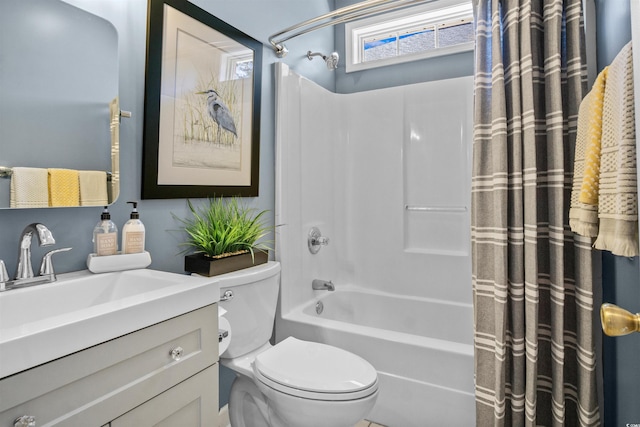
[276,287,475,427]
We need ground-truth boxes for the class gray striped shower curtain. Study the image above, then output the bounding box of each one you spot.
[471,0,600,425]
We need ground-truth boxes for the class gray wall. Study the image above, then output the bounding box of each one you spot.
[595,1,640,425]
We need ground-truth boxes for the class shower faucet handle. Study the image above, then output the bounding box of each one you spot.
[308,227,330,254]
[315,236,330,245]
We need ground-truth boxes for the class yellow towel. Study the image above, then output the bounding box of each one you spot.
[593,41,638,257]
[48,168,80,207]
[569,78,603,237]
[79,170,109,206]
[10,167,49,208]
[579,67,608,205]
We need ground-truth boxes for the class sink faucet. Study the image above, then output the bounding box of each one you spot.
[0,223,71,292]
[15,223,56,280]
[312,279,335,291]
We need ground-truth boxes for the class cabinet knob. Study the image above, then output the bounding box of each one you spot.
[14,416,36,427]
[170,346,184,361]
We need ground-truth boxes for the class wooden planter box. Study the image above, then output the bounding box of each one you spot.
[184,250,268,277]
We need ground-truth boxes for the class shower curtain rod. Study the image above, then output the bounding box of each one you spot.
[268,0,433,57]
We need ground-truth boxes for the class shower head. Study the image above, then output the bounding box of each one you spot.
[307,51,339,70]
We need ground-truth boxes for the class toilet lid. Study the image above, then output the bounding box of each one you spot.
[253,337,378,395]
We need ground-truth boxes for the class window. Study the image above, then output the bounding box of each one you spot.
[221,51,253,81]
[345,0,474,73]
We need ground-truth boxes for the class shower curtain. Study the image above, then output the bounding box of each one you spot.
[471,0,600,426]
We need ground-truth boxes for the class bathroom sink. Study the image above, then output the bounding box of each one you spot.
[0,269,219,378]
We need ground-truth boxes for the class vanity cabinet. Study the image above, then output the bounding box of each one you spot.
[0,304,219,426]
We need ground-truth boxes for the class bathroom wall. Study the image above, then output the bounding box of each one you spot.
[275,65,344,313]
[344,77,473,303]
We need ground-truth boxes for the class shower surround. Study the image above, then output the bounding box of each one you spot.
[275,63,474,426]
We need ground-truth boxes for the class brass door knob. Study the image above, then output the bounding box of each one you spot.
[600,303,640,336]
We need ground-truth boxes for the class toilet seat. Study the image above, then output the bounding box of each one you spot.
[253,337,378,401]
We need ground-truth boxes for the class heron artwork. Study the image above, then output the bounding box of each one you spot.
[197,89,237,142]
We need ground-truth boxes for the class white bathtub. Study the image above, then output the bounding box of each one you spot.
[276,287,476,427]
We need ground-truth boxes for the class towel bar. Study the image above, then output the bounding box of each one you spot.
[0,167,112,181]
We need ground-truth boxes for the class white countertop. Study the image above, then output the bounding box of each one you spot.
[0,268,219,379]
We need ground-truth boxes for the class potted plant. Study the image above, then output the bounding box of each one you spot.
[174,197,272,276]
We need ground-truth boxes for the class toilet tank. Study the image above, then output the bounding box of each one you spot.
[218,261,281,358]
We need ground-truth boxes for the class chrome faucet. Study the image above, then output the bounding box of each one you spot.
[0,223,71,292]
[312,279,335,291]
[308,227,330,254]
[16,223,56,280]
[39,247,72,277]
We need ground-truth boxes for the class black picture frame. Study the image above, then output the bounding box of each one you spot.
[142,0,262,199]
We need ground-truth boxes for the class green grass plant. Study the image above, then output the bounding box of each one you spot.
[174,197,272,259]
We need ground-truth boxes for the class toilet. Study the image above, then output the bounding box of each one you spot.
[217,261,378,427]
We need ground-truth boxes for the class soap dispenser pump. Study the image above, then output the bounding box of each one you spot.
[93,206,118,256]
[122,201,146,254]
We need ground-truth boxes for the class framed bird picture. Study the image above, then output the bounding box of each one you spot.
[142,0,262,199]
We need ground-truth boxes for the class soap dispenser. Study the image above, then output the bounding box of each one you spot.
[122,201,146,254]
[93,206,118,256]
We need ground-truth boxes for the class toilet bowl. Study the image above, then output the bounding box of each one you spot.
[217,261,378,427]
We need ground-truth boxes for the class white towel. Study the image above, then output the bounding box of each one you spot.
[10,167,49,208]
[79,170,109,206]
[593,41,638,257]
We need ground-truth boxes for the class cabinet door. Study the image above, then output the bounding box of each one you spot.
[111,364,218,427]
[0,305,218,426]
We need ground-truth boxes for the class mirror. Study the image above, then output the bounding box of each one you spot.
[0,0,119,208]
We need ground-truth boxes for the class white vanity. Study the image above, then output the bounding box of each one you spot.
[0,269,220,426]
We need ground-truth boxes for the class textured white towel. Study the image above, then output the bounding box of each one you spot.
[593,41,638,257]
[10,167,49,208]
[79,170,109,206]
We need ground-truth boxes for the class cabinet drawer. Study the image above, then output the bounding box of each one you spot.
[111,364,218,426]
[0,304,218,426]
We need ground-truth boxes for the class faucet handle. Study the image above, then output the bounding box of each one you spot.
[308,227,330,254]
[39,247,72,277]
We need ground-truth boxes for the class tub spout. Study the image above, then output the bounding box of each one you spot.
[312,279,335,291]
